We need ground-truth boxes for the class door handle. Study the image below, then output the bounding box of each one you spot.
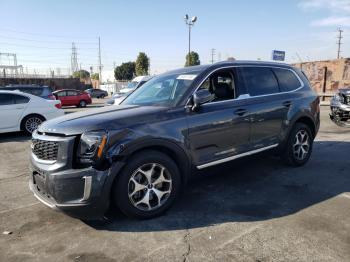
[282,101,292,107]
[234,108,247,116]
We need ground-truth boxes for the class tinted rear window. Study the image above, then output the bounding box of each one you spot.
[273,68,301,92]
[239,67,279,96]
[0,94,29,105]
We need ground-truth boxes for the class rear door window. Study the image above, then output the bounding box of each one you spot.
[272,68,301,92]
[67,90,78,96]
[14,94,30,104]
[0,94,15,105]
[239,67,279,96]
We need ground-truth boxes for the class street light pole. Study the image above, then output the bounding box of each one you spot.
[184,14,197,66]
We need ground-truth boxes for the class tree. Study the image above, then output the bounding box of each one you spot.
[114,62,136,80]
[135,52,150,76]
[72,70,90,79]
[91,73,99,80]
[227,57,236,61]
[185,51,200,67]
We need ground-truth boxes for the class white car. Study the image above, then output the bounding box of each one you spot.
[0,90,64,134]
[106,75,153,106]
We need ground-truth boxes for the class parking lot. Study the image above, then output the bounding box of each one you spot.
[0,103,349,262]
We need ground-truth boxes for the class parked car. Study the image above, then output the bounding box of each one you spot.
[85,88,108,98]
[0,90,64,134]
[106,76,152,105]
[1,85,55,100]
[53,89,92,108]
[330,88,350,127]
[29,61,320,220]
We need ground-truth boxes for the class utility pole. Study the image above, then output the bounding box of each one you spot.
[210,48,216,64]
[337,28,343,59]
[98,37,102,85]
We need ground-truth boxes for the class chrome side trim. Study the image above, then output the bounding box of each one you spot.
[81,176,92,201]
[197,144,279,169]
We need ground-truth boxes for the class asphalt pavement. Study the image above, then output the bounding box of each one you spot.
[0,105,349,262]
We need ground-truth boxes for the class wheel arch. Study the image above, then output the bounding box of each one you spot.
[111,138,191,188]
[293,116,316,138]
[20,113,46,131]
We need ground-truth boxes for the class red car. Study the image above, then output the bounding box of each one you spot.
[53,89,92,107]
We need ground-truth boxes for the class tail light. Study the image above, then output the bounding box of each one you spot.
[48,94,56,100]
[55,102,62,109]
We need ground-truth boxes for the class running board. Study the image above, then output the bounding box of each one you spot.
[196,144,279,170]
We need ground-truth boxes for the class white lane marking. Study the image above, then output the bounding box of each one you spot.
[0,202,39,214]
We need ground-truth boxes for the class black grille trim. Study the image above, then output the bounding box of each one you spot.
[32,139,59,161]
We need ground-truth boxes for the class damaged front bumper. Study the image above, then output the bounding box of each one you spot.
[329,97,350,127]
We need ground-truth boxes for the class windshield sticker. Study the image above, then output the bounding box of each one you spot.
[177,74,197,80]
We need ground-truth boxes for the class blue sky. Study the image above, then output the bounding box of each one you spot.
[0,0,349,81]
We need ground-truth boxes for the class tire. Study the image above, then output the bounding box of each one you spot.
[21,115,45,135]
[113,150,181,219]
[282,123,313,167]
[101,95,105,99]
[79,100,87,108]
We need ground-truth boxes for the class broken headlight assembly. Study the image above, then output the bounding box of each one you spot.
[332,93,345,104]
[77,130,108,166]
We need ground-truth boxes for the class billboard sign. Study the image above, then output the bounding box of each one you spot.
[272,50,285,61]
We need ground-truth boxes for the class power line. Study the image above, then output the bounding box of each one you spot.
[0,42,97,50]
[0,35,98,45]
[337,28,343,59]
[0,27,97,39]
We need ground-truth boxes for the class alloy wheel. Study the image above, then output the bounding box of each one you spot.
[128,163,172,211]
[25,117,42,133]
[293,130,310,161]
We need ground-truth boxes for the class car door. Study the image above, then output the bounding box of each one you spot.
[56,91,68,106]
[66,90,78,105]
[237,66,288,149]
[187,68,251,168]
[0,94,29,130]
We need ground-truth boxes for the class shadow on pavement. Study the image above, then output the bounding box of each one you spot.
[87,140,350,232]
[0,132,31,143]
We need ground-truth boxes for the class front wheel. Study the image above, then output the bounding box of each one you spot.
[113,150,181,219]
[282,123,313,166]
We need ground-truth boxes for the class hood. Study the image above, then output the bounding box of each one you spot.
[338,88,350,95]
[38,105,167,135]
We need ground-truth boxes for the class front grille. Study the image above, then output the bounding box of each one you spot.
[32,139,59,161]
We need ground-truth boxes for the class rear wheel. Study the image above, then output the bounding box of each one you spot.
[21,115,45,134]
[113,150,181,219]
[282,123,313,166]
[79,100,87,108]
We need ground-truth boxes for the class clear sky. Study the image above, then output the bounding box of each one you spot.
[0,0,349,81]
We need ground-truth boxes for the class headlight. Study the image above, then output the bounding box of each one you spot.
[77,130,108,165]
[333,93,344,103]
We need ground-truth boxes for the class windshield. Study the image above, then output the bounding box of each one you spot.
[127,81,138,89]
[121,72,199,107]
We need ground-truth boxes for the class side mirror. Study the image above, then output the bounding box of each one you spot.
[192,89,214,110]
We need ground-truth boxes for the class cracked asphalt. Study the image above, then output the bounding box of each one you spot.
[0,106,349,262]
